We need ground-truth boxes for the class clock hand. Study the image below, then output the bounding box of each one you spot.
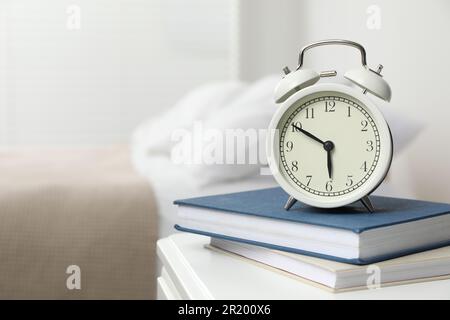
[323,141,335,179]
[291,124,335,179]
[291,124,325,145]
[327,150,332,179]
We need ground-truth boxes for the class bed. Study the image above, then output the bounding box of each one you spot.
[0,146,157,299]
[0,142,276,299]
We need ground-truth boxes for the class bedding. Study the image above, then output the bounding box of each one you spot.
[0,146,157,299]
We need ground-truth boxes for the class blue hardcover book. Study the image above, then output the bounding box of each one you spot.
[174,187,450,265]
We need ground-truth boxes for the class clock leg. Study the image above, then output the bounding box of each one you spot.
[360,196,375,213]
[284,196,297,210]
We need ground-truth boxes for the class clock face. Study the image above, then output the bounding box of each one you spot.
[268,85,392,208]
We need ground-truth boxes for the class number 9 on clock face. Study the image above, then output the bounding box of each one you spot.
[267,84,393,208]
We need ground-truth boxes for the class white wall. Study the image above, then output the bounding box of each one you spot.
[238,0,450,202]
[0,0,233,145]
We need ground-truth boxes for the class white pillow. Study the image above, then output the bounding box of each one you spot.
[131,81,246,175]
[173,76,279,185]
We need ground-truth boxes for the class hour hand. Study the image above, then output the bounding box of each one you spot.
[291,124,324,145]
[327,150,332,179]
[323,141,335,179]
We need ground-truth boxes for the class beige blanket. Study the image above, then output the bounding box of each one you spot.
[0,146,157,299]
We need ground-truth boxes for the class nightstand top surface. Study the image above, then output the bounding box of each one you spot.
[157,233,450,300]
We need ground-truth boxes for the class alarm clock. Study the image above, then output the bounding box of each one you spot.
[267,39,393,212]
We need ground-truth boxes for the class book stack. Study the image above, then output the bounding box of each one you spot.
[174,187,450,292]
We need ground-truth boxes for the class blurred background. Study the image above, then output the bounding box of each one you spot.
[0,0,448,196]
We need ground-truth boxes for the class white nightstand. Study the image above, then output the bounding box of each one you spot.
[156,233,450,300]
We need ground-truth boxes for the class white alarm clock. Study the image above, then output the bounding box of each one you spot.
[267,40,393,212]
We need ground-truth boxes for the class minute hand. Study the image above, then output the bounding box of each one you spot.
[291,124,325,145]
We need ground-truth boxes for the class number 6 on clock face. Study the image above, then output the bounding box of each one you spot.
[267,84,393,209]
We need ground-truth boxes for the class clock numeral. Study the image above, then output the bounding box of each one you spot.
[346,175,354,187]
[360,161,368,172]
[361,120,369,132]
[325,180,333,192]
[325,101,336,112]
[366,140,374,152]
[291,121,302,132]
[286,141,294,152]
[291,160,299,172]
[306,175,312,186]
[347,106,351,117]
[306,108,315,119]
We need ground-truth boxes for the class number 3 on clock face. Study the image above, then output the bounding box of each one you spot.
[267,84,393,209]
